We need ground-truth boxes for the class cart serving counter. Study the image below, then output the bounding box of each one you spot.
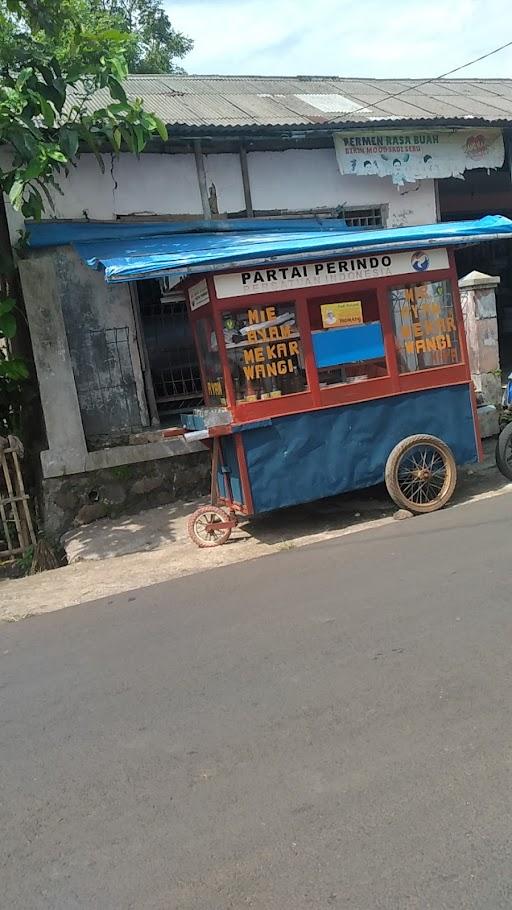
[184,241,481,546]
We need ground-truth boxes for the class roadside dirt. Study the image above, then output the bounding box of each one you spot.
[1,441,509,623]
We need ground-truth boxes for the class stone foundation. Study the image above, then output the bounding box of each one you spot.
[41,451,210,537]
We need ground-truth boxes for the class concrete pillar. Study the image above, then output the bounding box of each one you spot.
[18,256,88,478]
[459,270,502,407]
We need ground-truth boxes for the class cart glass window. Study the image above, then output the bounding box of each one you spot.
[222,303,307,403]
[308,292,387,387]
[195,316,226,405]
[389,280,461,374]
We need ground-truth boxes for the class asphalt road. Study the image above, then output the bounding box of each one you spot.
[2,492,512,910]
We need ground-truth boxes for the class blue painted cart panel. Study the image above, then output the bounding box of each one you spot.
[237,384,477,515]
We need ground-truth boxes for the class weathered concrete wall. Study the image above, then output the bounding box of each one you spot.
[41,449,210,537]
[20,247,150,454]
[54,247,150,443]
[34,150,437,226]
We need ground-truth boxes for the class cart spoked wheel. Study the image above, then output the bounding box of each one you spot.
[385,434,457,514]
[188,505,233,548]
[496,422,512,480]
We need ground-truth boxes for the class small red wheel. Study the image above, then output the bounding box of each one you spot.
[188,505,233,548]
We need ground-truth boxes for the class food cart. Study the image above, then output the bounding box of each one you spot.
[183,240,481,547]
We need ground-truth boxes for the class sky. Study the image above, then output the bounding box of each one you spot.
[167,0,512,79]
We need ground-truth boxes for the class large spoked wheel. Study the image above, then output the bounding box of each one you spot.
[385,434,457,514]
[496,422,512,480]
[188,505,233,548]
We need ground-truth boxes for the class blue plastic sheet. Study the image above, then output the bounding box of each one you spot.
[239,385,478,514]
[59,214,512,284]
[27,217,340,249]
[312,323,385,368]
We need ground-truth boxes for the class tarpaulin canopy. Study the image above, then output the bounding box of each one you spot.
[27,217,338,249]
[31,215,512,284]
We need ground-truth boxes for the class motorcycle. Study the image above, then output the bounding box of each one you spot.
[496,373,512,480]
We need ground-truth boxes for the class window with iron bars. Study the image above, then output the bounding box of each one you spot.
[251,206,385,229]
[137,282,203,423]
[343,206,384,228]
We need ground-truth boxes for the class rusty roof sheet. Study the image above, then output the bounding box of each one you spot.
[73,75,512,130]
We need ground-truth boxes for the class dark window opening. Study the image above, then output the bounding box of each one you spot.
[343,207,384,229]
[137,278,203,423]
[246,206,384,228]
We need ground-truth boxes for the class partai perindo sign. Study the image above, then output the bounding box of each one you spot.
[214,248,450,299]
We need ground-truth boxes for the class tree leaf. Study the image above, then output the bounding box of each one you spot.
[50,56,62,79]
[112,127,122,151]
[53,76,66,96]
[0,312,17,339]
[0,357,29,380]
[79,128,105,171]
[19,157,45,180]
[108,77,127,103]
[37,81,65,112]
[39,96,55,127]
[15,67,33,89]
[0,298,16,316]
[35,180,56,211]
[38,64,54,86]
[47,149,67,163]
[133,123,145,153]
[8,130,39,162]
[59,128,79,159]
[8,178,24,208]
[152,115,168,141]
[107,102,130,115]
[96,29,128,42]
[22,190,43,221]
[119,125,135,153]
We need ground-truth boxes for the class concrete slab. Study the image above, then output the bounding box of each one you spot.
[62,498,203,562]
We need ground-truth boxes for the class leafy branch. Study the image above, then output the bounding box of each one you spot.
[0,0,169,420]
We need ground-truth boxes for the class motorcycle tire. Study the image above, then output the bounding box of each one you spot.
[496,422,512,480]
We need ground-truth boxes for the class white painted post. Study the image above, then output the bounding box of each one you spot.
[459,270,502,406]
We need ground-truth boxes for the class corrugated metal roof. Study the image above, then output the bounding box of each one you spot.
[110,75,512,129]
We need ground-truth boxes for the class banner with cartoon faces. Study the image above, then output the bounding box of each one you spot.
[334,129,504,186]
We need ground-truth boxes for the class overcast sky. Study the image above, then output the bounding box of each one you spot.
[167,0,512,79]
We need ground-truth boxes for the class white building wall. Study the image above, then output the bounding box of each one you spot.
[203,153,246,213]
[30,147,437,227]
[113,154,203,216]
[246,148,437,226]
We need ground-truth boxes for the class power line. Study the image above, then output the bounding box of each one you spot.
[346,38,512,120]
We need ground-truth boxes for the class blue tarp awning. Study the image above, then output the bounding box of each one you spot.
[27,215,512,284]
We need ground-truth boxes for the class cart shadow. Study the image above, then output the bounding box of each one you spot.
[242,483,394,547]
[239,441,509,547]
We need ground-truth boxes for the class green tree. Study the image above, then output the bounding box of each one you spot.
[0,0,169,415]
[89,0,193,74]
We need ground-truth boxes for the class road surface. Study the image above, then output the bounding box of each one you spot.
[2,493,512,909]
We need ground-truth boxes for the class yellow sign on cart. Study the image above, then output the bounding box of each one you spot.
[321,300,363,328]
